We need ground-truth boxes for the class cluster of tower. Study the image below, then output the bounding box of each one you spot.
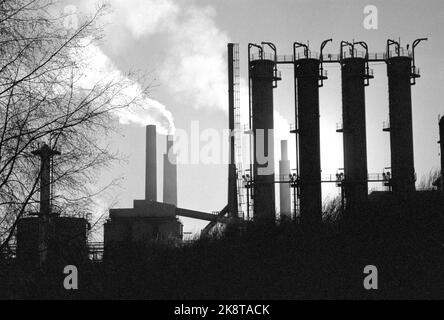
[227,38,427,225]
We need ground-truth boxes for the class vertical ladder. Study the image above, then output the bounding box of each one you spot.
[233,44,245,218]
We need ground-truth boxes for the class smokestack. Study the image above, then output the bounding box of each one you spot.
[31,143,60,266]
[163,135,177,206]
[145,125,157,201]
[279,140,291,219]
[32,143,60,216]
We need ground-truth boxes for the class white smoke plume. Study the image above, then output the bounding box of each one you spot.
[72,37,175,134]
[75,0,230,111]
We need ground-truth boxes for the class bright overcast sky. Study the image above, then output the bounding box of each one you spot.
[64,0,444,235]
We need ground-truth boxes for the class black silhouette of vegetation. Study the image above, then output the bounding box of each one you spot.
[1,187,444,299]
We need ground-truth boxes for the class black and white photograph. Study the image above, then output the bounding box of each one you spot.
[0,0,443,308]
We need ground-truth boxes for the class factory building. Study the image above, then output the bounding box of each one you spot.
[13,38,435,267]
[16,143,88,268]
[104,125,227,258]
[104,125,183,258]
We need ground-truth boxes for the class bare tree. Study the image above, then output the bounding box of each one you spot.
[0,0,146,250]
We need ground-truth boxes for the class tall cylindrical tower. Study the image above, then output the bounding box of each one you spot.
[249,46,280,223]
[385,38,427,196]
[340,42,371,212]
[163,135,177,206]
[145,125,157,201]
[386,56,416,194]
[294,55,324,224]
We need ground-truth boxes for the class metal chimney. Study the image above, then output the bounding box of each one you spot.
[31,143,60,266]
[279,140,291,219]
[145,125,157,201]
[163,135,177,206]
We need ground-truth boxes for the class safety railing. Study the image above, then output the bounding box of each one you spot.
[294,51,320,60]
[88,242,104,262]
[250,52,276,61]
[368,52,386,60]
[277,54,294,63]
[320,69,328,78]
[336,122,343,132]
[0,243,16,261]
[342,50,366,59]
[387,49,413,58]
[322,53,340,62]
[411,66,420,76]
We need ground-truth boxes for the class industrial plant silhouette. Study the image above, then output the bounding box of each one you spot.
[2,39,444,299]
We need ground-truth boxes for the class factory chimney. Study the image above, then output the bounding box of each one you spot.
[145,125,157,201]
[32,143,60,217]
[279,140,291,219]
[31,143,60,266]
[163,135,177,206]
